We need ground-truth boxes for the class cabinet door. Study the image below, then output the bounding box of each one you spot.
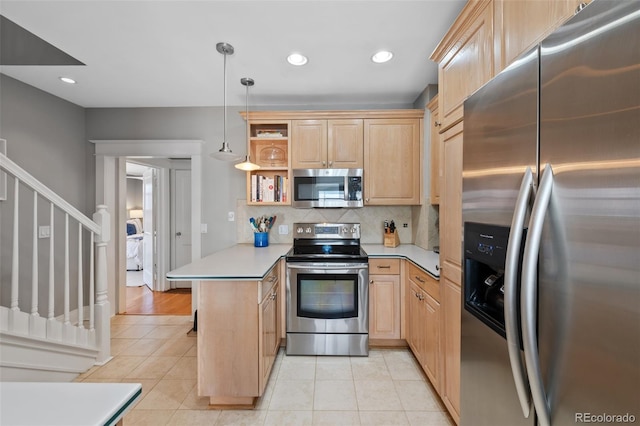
[292,120,327,168]
[438,0,494,129]
[369,274,401,340]
[406,280,422,358]
[259,282,278,394]
[327,119,364,168]
[364,118,422,205]
[441,122,464,268]
[496,0,582,71]
[423,293,440,390]
[441,272,461,423]
[428,96,442,205]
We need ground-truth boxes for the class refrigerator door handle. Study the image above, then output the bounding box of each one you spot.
[505,166,534,418]
[522,164,554,426]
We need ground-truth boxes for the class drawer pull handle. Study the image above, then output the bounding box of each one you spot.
[414,275,425,283]
[271,292,277,300]
[377,265,391,269]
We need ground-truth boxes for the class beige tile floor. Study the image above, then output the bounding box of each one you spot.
[76,315,454,426]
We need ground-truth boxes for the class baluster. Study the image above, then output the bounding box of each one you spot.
[77,223,83,328]
[48,203,55,320]
[89,232,95,331]
[11,178,19,311]
[31,191,39,316]
[64,213,70,325]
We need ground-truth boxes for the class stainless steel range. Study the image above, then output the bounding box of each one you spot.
[286,222,369,356]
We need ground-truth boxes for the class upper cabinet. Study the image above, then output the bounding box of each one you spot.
[245,110,423,206]
[431,0,495,131]
[244,119,291,205]
[427,95,442,205]
[291,119,363,169]
[494,0,586,72]
[364,118,423,205]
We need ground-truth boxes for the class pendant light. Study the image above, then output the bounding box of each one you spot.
[211,42,242,162]
[235,77,260,171]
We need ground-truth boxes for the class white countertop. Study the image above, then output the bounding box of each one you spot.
[167,243,439,281]
[0,382,141,426]
[363,244,440,278]
[167,244,291,281]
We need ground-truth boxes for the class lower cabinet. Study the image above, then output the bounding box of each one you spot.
[368,258,401,341]
[406,262,441,390]
[198,263,280,406]
[441,264,461,424]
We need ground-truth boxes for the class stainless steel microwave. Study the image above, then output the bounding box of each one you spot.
[292,168,363,208]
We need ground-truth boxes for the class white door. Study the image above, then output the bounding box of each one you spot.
[142,168,156,289]
[172,169,192,289]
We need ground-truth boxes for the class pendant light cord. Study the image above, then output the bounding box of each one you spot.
[223,49,228,146]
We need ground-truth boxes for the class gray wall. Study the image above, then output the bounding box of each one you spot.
[126,178,142,210]
[86,106,247,256]
[0,74,94,314]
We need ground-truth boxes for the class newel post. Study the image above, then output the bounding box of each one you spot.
[93,204,111,363]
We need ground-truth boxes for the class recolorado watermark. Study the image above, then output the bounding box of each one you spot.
[575,412,636,423]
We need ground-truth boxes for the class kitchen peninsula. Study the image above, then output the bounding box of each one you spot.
[167,243,439,407]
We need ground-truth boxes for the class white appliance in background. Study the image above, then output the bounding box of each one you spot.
[460,1,639,425]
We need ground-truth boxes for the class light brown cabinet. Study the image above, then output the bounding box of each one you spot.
[427,95,442,205]
[494,0,584,72]
[291,119,363,169]
[363,118,423,205]
[244,119,291,205]
[440,122,464,268]
[368,258,401,341]
[441,267,461,424]
[197,263,280,406]
[432,0,495,131]
[406,262,441,390]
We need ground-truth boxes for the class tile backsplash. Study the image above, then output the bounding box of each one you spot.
[236,201,438,249]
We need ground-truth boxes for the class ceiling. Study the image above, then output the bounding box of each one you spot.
[0,1,465,109]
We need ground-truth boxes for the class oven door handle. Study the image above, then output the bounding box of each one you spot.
[286,262,369,271]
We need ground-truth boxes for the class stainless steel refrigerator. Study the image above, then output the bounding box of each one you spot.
[460,1,640,425]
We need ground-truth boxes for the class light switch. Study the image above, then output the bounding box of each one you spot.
[228,211,235,222]
[200,223,208,234]
[278,224,288,235]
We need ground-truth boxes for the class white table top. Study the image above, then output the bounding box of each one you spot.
[166,243,439,281]
[0,382,142,426]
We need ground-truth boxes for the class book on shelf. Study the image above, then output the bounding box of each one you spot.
[250,174,287,203]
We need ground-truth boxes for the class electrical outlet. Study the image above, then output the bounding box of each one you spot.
[278,224,288,235]
[403,223,408,228]
[227,211,235,222]
[38,226,50,239]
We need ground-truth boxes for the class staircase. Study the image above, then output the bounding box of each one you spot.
[0,151,111,381]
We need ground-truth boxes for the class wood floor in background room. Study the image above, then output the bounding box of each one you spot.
[126,285,192,315]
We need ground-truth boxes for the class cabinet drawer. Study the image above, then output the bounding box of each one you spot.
[369,258,401,275]
[408,262,439,301]
[261,264,279,300]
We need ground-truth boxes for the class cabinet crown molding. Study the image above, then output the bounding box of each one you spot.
[240,109,424,120]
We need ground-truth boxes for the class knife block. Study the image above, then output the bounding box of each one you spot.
[384,231,400,248]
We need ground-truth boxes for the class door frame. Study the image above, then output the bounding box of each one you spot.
[92,139,202,315]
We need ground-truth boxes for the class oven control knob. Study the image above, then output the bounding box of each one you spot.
[296,227,304,233]
[350,227,356,233]
[342,227,348,233]
[305,227,312,234]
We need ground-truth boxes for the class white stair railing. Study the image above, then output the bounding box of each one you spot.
[0,151,110,364]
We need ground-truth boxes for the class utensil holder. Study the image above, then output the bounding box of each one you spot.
[384,232,400,248]
[254,232,269,247]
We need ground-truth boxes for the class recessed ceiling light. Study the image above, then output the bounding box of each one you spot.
[59,77,76,84]
[287,53,308,66]
[371,50,393,64]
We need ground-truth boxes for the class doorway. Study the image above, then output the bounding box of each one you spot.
[92,139,203,316]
